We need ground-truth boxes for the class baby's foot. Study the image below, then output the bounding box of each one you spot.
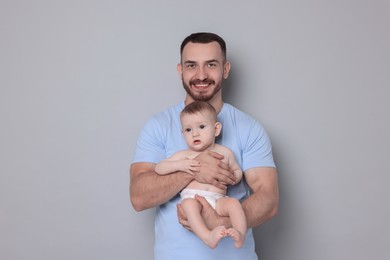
[206,226,227,249]
[225,228,244,248]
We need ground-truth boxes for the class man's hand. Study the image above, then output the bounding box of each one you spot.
[195,195,230,229]
[193,150,236,189]
[177,203,192,231]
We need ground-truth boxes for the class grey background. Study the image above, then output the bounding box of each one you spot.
[1,1,389,259]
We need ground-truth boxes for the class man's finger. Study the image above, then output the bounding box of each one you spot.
[177,204,186,220]
[176,204,191,231]
[216,173,236,186]
[212,179,227,190]
[194,194,210,210]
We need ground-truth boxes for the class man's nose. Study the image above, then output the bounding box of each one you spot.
[196,67,208,81]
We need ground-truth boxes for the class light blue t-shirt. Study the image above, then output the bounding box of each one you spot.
[133,102,275,260]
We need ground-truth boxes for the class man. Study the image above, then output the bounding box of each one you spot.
[130,32,278,260]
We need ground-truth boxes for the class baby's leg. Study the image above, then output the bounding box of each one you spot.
[181,198,226,248]
[215,197,247,248]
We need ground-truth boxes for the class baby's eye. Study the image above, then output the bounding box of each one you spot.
[184,128,191,132]
[199,125,206,129]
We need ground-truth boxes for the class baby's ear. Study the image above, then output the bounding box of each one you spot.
[214,122,222,137]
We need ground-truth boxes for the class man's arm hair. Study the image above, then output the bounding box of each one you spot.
[130,162,193,211]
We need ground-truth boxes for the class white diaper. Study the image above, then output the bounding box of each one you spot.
[180,188,225,209]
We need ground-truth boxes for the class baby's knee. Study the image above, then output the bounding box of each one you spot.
[181,198,199,207]
[225,197,241,207]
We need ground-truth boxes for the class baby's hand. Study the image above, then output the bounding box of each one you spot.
[179,158,200,175]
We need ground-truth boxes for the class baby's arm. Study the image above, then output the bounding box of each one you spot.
[220,146,243,184]
[212,144,243,184]
[155,151,200,176]
[230,158,243,183]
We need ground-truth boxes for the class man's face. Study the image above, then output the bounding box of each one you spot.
[178,42,230,102]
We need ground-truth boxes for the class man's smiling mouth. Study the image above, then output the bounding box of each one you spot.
[190,80,214,90]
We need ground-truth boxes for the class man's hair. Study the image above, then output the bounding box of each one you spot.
[180,101,217,122]
[180,32,227,60]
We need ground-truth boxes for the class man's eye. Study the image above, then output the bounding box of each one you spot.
[186,64,196,69]
[208,63,217,68]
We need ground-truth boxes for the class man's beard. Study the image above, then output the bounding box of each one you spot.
[182,79,221,102]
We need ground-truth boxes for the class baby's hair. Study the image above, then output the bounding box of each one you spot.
[180,101,217,121]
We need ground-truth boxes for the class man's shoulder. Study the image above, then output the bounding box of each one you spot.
[222,103,256,121]
[221,103,259,130]
[155,102,184,117]
[147,102,184,123]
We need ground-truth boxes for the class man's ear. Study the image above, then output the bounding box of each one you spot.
[215,122,222,137]
[223,61,231,79]
[177,63,183,79]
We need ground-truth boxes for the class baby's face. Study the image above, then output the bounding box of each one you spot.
[181,112,217,151]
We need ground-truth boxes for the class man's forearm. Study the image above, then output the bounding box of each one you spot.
[241,188,279,228]
[130,164,193,211]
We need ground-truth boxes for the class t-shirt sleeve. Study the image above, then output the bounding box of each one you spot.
[132,117,166,164]
[242,121,276,171]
